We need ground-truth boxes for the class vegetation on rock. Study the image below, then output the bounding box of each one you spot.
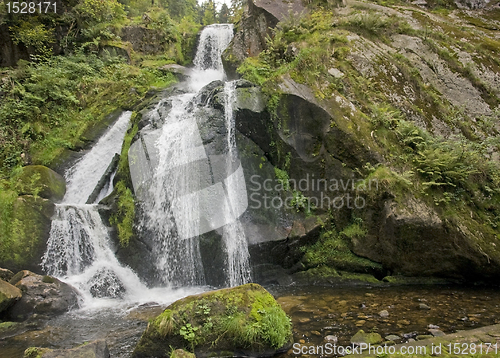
[133,283,292,357]
[235,0,500,281]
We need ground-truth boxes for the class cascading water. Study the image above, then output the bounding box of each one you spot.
[133,24,251,287]
[222,81,251,287]
[42,112,150,304]
[43,24,250,308]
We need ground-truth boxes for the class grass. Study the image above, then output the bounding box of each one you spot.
[137,284,292,356]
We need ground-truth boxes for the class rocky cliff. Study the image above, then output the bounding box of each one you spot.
[220,0,500,283]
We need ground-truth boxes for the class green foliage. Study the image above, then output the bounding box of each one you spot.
[369,103,403,129]
[10,21,54,61]
[0,53,175,175]
[341,11,413,38]
[109,180,135,247]
[145,284,292,354]
[300,221,382,273]
[179,323,198,349]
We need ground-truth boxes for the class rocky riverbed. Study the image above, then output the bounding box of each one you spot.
[3,284,500,357]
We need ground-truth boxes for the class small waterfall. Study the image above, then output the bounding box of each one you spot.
[222,81,251,286]
[136,24,251,287]
[189,24,234,92]
[42,112,156,304]
[138,93,206,286]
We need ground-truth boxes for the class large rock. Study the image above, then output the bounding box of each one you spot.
[353,195,500,281]
[159,64,191,81]
[6,271,79,320]
[15,165,66,201]
[0,279,22,314]
[121,26,180,57]
[132,283,292,358]
[222,0,308,79]
[0,195,55,273]
[24,340,110,358]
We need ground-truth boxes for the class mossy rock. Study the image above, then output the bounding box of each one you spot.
[170,349,196,358]
[0,279,22,314]
[0,321,19,334]
[133,283,293,358]
[23,340,108,357]
[0,196,54,273]
[23,347,53,358]
[15,165,65,202]
[350,329,383,345]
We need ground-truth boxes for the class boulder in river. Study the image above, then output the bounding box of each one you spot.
[132,283,292,358]
[23,340,110,358]
[88,269,126,299]
[6,270,79,321]
[350,329,383,345]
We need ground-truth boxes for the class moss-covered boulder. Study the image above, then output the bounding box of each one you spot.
[350,329,383,345]
[170,349,196,358]
[0,279,22,314]
[23,340,109,358]
[133,283,292,358]
[0,195,54,273]
[15,165,66,202]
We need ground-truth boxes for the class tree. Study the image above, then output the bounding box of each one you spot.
[218,3,230,23]
[201,0,216,25]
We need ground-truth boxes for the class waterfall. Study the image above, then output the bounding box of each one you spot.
[42,112,156,304]
[189,24,234,92]
[135,24,251,287]
[222,81,251,286]
[43,24,251,306]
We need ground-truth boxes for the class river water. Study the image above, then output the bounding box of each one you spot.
[2,284,500,357]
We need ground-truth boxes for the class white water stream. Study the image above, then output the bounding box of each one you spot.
[42,24,250,308]
[136,23,251,287]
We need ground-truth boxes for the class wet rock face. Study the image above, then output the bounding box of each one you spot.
[355,196,500,281]
[223,0,308,79]
[88,269,126,299]
[5,271,79,321]
[0,196,55,274]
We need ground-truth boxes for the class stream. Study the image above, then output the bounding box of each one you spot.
[2,284,500,357]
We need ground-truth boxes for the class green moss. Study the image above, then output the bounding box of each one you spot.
[337,271,380,283]
[109,181,135,247]
[300,222,382,274]
[0,195,53,270]
[41,275,55,284]
[23,347,52,358]
[135,284,292,357]
[351,329,383,344]
[14,165,66,201]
